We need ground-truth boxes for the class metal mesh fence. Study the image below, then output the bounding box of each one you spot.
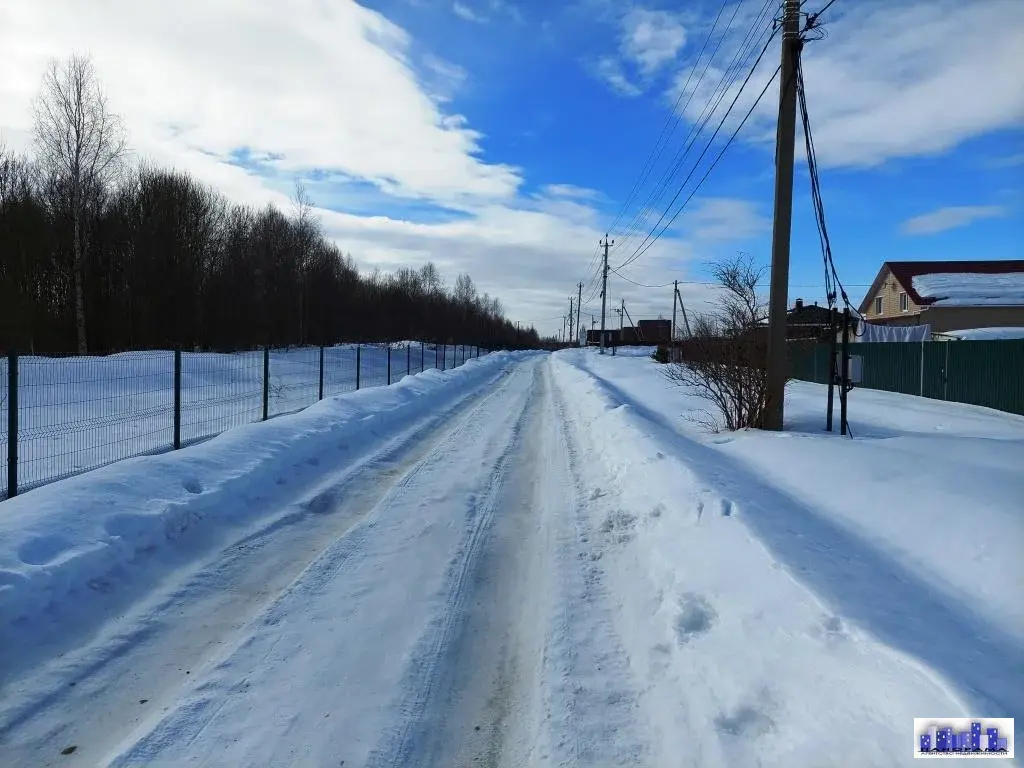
[181,350,263,445]
[14,352,174,493]
[1,342,488,500]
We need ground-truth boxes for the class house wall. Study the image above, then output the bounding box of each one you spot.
[864,266,922,321]
[920,306,1024,333]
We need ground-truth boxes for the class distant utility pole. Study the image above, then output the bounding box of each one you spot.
[675,283,692,337]
[575,282,582,346]
[619,299,625,331]
[763,0,801,431]
[599,234,613,354]
[568,296,575,344]
[672,280,678,341]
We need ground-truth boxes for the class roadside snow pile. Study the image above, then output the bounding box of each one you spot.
[554,349,1024,731]
[550,355,976,765]
[913,272,1024,306]
[944,327,1024,340]
[0,351,521,636]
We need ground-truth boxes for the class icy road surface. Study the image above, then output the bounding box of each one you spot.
[2,352,1019,767]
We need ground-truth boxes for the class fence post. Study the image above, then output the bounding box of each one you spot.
[262,346,270,421]
[919,340,925,397]
[943,342,950,401]
[173,348,182,450]
[442,343,446,371]
[421,341,425,372]
[840,308,850,436]
[387,346,392,385]
[318,345,325,401]
[356,345,361,390]
[407,343,411,376]
[7,350,17,499]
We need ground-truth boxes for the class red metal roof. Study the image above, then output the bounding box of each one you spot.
[883,260,1024,306]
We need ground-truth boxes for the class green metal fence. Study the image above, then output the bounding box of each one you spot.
[789,340,1024,416]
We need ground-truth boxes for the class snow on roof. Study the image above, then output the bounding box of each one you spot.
[946,327,1024,341]
[912,272,1024,306]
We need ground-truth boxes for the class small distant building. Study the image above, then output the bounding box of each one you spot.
[619,326,639,345]
[586,329,618,346]
[636,319,671,344]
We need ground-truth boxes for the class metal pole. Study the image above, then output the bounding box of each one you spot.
[318,345,325,400]
[576,281,582,346]
[262,346,270,421]
[387,346,392,385]
[672,280,678,344]
[599,235,612,354]
[173,348,182,449]
[421,341,425,372]
[919,340,925,396]
[7,350,17,498]
[356,345,361,390]
[442,343,446,371]
[407,343,411,376]
[943,341,950,401]
[762,0,801,431]
[826,308,836,431]
[840,308,850,435]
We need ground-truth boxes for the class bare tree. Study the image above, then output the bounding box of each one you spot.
[662,253,769,431]
[32,54,128,353]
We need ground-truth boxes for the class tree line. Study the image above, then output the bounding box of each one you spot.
[0,54,540,356]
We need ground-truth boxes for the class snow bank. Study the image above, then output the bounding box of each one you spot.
[0,351,522,636]
[549,355,978,764]
[913,272,1024,306]
[553,349,1024,728]
[944,326,1024,340]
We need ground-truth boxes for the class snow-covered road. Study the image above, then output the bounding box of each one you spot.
[2,351,1020,767]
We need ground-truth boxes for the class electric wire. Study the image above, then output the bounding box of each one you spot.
[616,39,782,271]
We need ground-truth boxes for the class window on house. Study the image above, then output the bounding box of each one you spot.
[899,292,909,312]
[874,297,883,315]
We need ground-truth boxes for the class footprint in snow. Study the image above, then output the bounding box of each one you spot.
[674,592,717,645]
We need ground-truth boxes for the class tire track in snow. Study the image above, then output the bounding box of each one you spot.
[103,359,543,768]
[541,361,652,767]
[365,363,540,768]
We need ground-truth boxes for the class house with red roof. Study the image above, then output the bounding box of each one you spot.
[857,260,1024,334]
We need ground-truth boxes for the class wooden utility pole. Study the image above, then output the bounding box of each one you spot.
[763,0,801,431]
[672,280,678,342]
[675,285,692,337]
[568,296,575,344]
[599,235,613,354]
[576,282,583,346]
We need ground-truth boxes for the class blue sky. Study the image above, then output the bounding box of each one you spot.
[2,0,1022,336]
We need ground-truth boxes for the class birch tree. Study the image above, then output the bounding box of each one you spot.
[32,54,127,353]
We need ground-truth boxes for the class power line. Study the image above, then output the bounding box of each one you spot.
[609,0,778,258]
[616,38,782,271]
[606,0,737,236]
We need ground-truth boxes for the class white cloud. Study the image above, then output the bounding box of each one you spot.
[594,57,642,97]
[452,2,486,23]
[0,0,520,204]
[683,198,770,241]
[669,0,1024,168]
[591,6,688,95]
[901,205,1008,235]
[542,184,601,200]
[621,8,687,75]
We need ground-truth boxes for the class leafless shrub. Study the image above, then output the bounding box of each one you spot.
[662,253,768,431]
